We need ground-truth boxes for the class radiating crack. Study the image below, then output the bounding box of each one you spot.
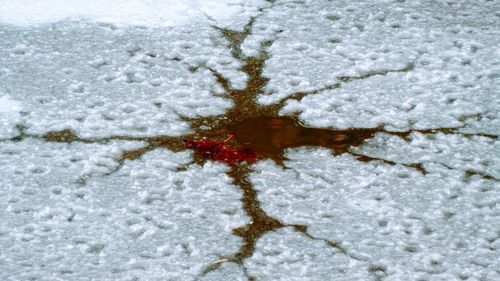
[5,27,496,279]
[464,170,496,181]
[276,62,417,106]
[3,128,188,181]
[432,162,499,182]
[200,163,360,274]
[350,151,428,174]
[7,4,497,280]
[289,224,366,261]
[226,165,285,260]
[212,19,255,61]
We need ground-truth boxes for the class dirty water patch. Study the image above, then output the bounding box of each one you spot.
[227,165,285,263]
[10,8,497,280]
[227,116,378,164]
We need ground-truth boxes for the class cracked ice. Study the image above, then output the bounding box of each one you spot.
[1,0,499,280]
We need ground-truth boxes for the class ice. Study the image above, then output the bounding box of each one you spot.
[245,228,370,280]
[353,132,500,179]
[243,0,499,133]
[200,262,246,281]
[0,96,20,112]
[0,20,245,137]
[279,71,498,132]
[0,95,22,138]
[0,139,248,280]
[0,0,268,29]
[1,0,499,279]
[250,146,499,279]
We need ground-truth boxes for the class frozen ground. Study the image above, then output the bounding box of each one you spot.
[1,0,499,280]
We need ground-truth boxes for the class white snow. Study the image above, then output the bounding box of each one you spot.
[245,228,370,280]
[0,0,499,279]
[244,0,500,134]
[0,96,20,112]
[0,20,241,137]
[0,140,248,280]
[0,0,268,28]
[250,146,499,280]
[0,96,21,138]
[353,132,500,179]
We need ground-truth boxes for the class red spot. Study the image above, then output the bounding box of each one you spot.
[184,135,258,164]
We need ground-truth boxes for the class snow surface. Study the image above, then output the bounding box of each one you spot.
[0,96,20,112]
[0,0,268,28]
[251,147,499,280]
[244,0,500,133]
[0,96,21,138]
[0,21,245,137]
[245,228,370,280]
[0,0,499,280]
[0,140,247,281]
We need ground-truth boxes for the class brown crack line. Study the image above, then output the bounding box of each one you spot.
[6,8,498,281]
[275,62,416,107]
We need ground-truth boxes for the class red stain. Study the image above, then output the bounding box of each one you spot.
[184,134,258,164]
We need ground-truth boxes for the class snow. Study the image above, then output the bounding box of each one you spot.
[250,147,499,280]
[201,263,246,281]
[0,96,20,112]
[244,0,500,133]
[0,140,248,280]
[0,0,268,28]
[353,132,500,179]
[0,21,242,137]
[245,228,370,280]
[0,96,22,139]
[1,0,499,279]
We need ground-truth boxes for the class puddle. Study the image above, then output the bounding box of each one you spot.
[29,13,496,279]
[227,116,379,162]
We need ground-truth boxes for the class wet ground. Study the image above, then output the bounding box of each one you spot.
[1,1,499,280]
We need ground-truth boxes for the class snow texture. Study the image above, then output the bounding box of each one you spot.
[250,146,499,280]
[354,132,500,180]
[0,0,499,280]
[0,95,22,138]
[0,0,268,29]
[0,140,248,281]
[0,96,20,112]
[245,228,370,280]
[0,21,247,137]
[243,0,500,133]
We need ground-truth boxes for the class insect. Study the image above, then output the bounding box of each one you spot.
[184,134,258,164]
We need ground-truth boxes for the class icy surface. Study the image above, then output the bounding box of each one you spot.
[0,0,268,28]
[0,95,22,138]
[1,0,499,280]
[0,21,246,137]
[201,263,246,281]
[354,132,500,180]
[0,140,247,281]
[250,147,499,280]
[245,228,370,280]
[0,96,20,112]
[244,0,500,132]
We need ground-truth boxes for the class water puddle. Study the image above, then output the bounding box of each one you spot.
[227,116,378,162]
[29,13,495,279]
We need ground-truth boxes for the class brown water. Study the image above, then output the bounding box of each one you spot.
[32,13,495,280]
[227,116,379,161]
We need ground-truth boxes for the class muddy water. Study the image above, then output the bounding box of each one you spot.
[33,15,489,279]
[227,116,378,160]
